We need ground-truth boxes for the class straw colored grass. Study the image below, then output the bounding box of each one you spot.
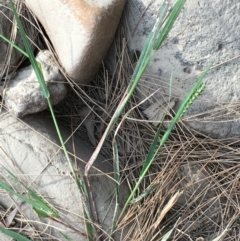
[55,12,240,241]
[1,1,240,240]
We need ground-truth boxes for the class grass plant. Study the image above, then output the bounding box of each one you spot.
[59,20,240,241]
[0,0,236,240]
[0,0,209,240]
[85,0,187,175]
[0,0,94,239]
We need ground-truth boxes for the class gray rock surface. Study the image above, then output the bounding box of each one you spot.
[125,0,240,138]
[25,0,126,84]
[4,50,68,117]
[0,111,129,240]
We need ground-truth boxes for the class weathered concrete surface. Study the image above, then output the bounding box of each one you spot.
[0,111,129,240]
[125,0,240,138]
[25,0,126,84]
[4,50,68,118]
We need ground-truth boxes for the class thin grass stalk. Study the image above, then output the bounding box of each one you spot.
[129,2,169,84]
[0,33,28,57]
[0,226,32,241]
[51,217,88,238]
[111,141,120,232]
[85,0,185,175]
[84,1,186,233]
[84,209,95,241]
[153,0,186,50]
[8,0,85,196]
[5,1,96,239]
[7,0,81,186]
[118,120,163,221]
[8,0,49,98]
[0,167,89,237]
[210,214,237,241]
[129,184,159,204]
[1,167,59,217]
[117,65,211,224]
[48,99,97,237]
[159,64,211,146]
[83,1,177,235]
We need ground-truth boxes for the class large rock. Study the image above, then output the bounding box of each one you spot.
[25,0,126,84]
[125,0,240,138]
[0,110,129,240]
[4,50,68,117]
[0,0,37,76]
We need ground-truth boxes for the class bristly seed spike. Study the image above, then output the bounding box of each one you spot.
[180,83,206,118]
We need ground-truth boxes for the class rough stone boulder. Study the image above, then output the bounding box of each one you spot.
[0,110,129,240]
[25,0,126,84]
[4,50,68,117]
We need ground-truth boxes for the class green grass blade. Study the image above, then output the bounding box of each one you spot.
[30,191,59,218]
[7,0,79,189]
[140,121,163,176]
[0,179,59,218]
[128,2,169,92]
[130,2,168,84]
[7,1,95,237]
[85,0,185,174]
[154,0,186,50]
[111,141,120,231]
[8,1,85,195]
[0,226,31,241]
[159,217,180,240]
[0,33,28,57]
[180,83,206,118]
[0,33,47,89]
[130,184,158,204]
[119,66,211,222]
[0,167,59,218]
[46,100,76,179]
[9,0,49,98]
[47,102,94,232]
[161,228,174,241]
[113,141,120,196]
[84,210,95,241]
[160,64,212,146]
[120,124,163,215]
